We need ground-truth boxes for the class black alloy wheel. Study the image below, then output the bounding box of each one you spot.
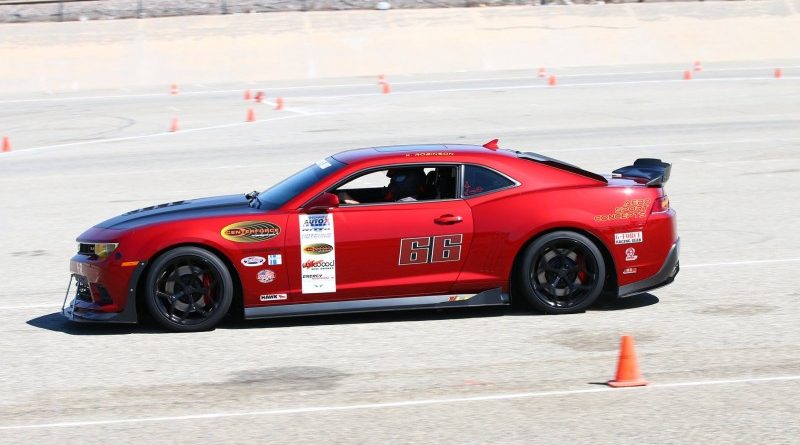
[515,231,606,314]
[145,247,233,332]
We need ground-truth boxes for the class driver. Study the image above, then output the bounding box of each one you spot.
[340,167,426,204]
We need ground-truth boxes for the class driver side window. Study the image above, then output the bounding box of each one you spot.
[334,165,458,205]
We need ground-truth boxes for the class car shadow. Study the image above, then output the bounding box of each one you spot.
[26,293,658,335]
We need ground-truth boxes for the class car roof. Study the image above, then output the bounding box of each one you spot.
[331,144,517,165]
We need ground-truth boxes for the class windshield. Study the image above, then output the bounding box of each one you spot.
[254,157,346,210]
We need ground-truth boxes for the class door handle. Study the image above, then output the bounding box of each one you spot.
[434,214,463,225]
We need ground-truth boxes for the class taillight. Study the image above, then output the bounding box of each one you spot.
[652,195,670,213]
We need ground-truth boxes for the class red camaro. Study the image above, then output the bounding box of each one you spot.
[63,141,679,332]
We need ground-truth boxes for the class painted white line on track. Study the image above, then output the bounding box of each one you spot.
[1,66,797,104]
[0,112,329,156]
[293,76,800,100]
[538,137,800,153]
[0,375,798,430]
[0,304,58,310]
[682,258,800,268]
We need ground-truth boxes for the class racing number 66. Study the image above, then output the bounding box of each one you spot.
[399,234,463,265]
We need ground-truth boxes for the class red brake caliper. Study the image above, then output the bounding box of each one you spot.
[202,274,214,306]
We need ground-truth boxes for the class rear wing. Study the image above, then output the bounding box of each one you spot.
[613,158,671,187]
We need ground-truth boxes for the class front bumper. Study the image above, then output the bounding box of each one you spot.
[61,260,147,324]
[618,238,680,298]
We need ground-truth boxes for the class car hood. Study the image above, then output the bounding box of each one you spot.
[94,194,260,230]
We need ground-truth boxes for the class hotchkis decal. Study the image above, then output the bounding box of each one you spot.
[267,254,282,265]
[257,269,276,284]
[241,256,266,267]
[615,231,643,245]
[623,267,638,275]
[299,214,336,294]
[594,199,652,222]
[625,247,638,262]
[221,221,281,243]
[303,243,334,255]
[260,294,287,302]
[399,234,463,265]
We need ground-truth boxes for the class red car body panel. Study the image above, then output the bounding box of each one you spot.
[64,144,678,323]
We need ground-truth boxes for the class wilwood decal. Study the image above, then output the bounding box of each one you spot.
[221,221,281,243]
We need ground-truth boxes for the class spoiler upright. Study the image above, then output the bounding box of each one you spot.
[613,158,671,187]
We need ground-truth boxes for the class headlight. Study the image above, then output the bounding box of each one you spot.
[79,242,119,259]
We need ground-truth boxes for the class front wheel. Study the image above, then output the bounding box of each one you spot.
[514,231,606,314]
[144,246,233,332]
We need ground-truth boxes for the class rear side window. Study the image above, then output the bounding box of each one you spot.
[463,165,515,197]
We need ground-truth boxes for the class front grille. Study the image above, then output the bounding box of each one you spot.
[75,275,92,303]
[78,243,95,255]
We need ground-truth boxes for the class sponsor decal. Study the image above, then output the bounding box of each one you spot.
[299,214,336,294]
[221,221,281,243]
[267,254,282,265]
[316,159,332,169]
[241,256,266,267]
[625,247,638,262]
[260,293,287,301]
[257,269,276,284]
[615,231,643,245]
[447,295,473,302]
[623,267,638,275]
[399,234,463,265]
[594,199,652,222]
[303,243,334,255]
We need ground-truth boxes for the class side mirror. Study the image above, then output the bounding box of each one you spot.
[305,192,339,214]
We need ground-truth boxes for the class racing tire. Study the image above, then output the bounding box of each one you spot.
[144,246,233,332]
[515,231,606,314]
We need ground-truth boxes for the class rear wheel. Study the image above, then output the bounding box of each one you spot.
[515,231,606,314]
[144,247,233,332]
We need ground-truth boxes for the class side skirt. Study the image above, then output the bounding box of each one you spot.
[244,288,509,320]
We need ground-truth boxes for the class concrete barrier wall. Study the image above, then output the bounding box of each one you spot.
[0,1,797,93]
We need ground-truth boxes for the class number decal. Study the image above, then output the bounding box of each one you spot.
[431,234,463,262]
[399,234,462,265]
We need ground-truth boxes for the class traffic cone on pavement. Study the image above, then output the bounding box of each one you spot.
[244,89,252,100]
[775,68,783,79]
[607,335,649,387]
[2,136,10,152]
[381,83,391,94]
[169,117,179,132]
[255,91,264,103]
[378,74,385,83]
[683,70,692,80]
[246,108,256,122]
[693,61,703,72]
[538,67,546,78]
[548,75,557,86]
[274,97,284,110]
[170,84,179,95]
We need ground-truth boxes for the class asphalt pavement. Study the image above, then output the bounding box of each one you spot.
[1,61,799,444]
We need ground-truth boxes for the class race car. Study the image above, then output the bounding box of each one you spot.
[62,140,679,332]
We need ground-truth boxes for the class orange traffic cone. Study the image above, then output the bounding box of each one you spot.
[244,90,252,100]
[274,97,284,110]
[775,68,783,79]
[169,117,179,132]
[693,61,703,72]
[537,67,546,78]
[246,108,256,122]
[547,75,557,86]
[607,335,649,387]
[1,136,10,152]
[170,84,179,95]
[254,91,265,103]
[381,83,391,94]
[683,70,692,80]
